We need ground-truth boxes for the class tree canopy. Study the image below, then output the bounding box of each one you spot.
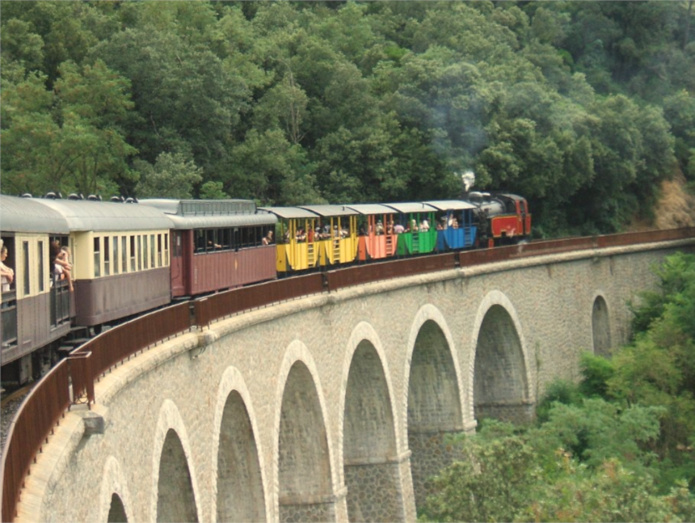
[2,1,694,236]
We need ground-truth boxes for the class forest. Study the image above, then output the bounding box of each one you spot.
[420,252,695,522]
[2,1,695,237]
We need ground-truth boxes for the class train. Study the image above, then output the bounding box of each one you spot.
[0,191,530,385]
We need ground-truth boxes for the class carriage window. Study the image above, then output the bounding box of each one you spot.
[222,229,231,250]
[130,236,136,272]
[94,237,101,278]
[142,235,148,269]
[150,234,155,267]
[157,234,162,266]
[195,230,205,253]
[173,232,182,258]
[104,236,111,276]
[138,236,143,271]
[233,228,240,249]
[38,241,45,292]
[121,236,128,273]
[23,241,30,295]
[164,233,169,263]
[112,236,119,274]
[206,229,218,251]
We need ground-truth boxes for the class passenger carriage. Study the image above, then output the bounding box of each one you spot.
[383,202,438,256]
[139,199,277,297]
[1,195,73,383]
[261,205,359,274]
[260,206,323,273]
[298,205,358,268]
[424,200,478,251]
[345,204,399,262]
[33,198,173,327]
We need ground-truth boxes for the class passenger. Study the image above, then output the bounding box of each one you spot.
[451,217,459,229]
[411,219,418,232]
[296,229,306,242]
[1,243,14,293]
[387,221,394,234]
[376,220,384,235]
[420,218,430,232]
[394,223,405,234]
[262,230,274,245]
[52,240,74,292]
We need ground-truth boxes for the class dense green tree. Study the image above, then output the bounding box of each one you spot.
[0,0,692,234]
[134,152,202,200]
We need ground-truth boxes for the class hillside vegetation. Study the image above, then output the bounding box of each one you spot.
[2,1,695,236]
[421,252,695,522]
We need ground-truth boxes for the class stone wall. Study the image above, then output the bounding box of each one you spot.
[16,240,693,523]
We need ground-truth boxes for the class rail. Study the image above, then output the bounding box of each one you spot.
[2,226,694,522]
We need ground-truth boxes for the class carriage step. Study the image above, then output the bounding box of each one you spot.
[64,338,90,347]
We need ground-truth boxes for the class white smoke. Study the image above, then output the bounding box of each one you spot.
[461,171,476,193]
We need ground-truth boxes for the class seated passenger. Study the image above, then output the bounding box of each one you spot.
[394,223,405,234]
[52,241,74,292]
[262,230,274,245]
[376,220,384,235]
[420,218,430,232]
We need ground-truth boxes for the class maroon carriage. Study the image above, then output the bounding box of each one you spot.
[140,199,277,298]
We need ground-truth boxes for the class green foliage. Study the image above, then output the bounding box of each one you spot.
[423,253,695,520]
[134,152,202,199]
[535,378,581,423]
[420,421,540,523]
[0,0,691,235]
[578,351,615,399]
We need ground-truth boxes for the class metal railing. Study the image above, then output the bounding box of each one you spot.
[1,226,694,522]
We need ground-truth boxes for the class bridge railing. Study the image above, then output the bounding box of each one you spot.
[1,361,71,523]
[2,226,694,522]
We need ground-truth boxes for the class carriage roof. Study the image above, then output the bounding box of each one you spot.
[139,199,275,229]
[31,198,173,232]
[259,207,322,220]
[0,195,70,234]
[298,205,357,217]
[344,203,397,215]
[423,200,477,211]
[382,202,438,214]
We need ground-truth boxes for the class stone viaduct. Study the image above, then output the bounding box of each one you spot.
[16,239,694,522]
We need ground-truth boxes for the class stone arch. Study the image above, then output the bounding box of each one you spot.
[404,306,465,511]
[275,341,336,522]
[470,291,533,424]
[592,293,612,357]
[151,400,201,522]
[98,456,132,523]
[212,367,267,522]
[341,322,403,522]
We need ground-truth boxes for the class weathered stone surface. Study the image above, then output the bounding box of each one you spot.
[17,241,694,523]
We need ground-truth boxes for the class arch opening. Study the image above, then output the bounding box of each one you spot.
[407,320,463,512]
[474,305,530,423]
[278,361,334,522]
[592,295,612,357]
[217,391,266,522]
[156,429,198,523]
[107,493,127,523]
[343,340,403,522]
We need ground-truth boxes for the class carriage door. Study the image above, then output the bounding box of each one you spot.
[170,231,185,297]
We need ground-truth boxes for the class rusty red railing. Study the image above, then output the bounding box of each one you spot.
[2,226,694,522]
